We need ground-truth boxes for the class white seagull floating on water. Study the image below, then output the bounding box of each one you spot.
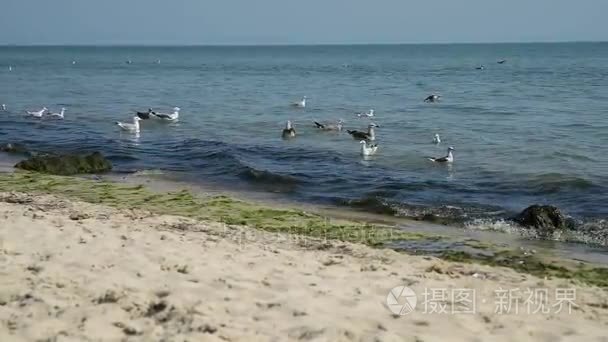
[433,134,441,144]
[151,107,180,121]
[292,96,307,108]
[357,109,375,118]
[282,120,296,139]
[428,146,455,163]
[1,104,6,111]
[48,107,65,119]
[26,107,47,118]
[116,117,142,133]
[360,140,379,156]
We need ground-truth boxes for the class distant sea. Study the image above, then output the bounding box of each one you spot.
[1,43,607,236]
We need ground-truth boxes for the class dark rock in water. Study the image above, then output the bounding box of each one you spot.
[0,143,28,154]
[514,205,567,231]
[15,152,112,175]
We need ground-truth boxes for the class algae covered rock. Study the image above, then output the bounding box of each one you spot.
[514,205,567,231]
[15,152,112,175]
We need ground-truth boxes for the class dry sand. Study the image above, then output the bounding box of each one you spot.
[1,192,607,341]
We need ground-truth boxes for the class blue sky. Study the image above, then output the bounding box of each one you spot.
[1,0,606,45]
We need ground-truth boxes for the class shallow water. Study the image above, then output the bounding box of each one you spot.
[1,44,607,233]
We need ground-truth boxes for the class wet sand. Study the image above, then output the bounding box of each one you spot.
[1,192,607,341]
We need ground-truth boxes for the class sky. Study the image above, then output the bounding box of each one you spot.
[1,0,607,45]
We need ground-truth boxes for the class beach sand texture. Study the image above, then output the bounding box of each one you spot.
[1,192,607,341]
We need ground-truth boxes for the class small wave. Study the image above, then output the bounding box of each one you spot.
[404,207,470,226]
[106,154,140,162]
[552,151,594,162]
[482,110,520,116]
[556,122,595,129]
[239,167,300,193]
[131,169,165,177]
[566,219,608,246]
[339,196,399,216]
[339,194,495,225]
[465,218,549,239]
[465,218,608,247]
[528,173,595,193]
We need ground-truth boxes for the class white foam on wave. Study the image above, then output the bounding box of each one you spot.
[132,169,165,177]
[465,218,608,247]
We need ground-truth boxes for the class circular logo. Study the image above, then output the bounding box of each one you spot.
[386,286,417,315]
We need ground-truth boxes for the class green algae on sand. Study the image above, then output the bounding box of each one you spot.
[442,250,608,288]
[1,171,607,287]
[0,172,426,246]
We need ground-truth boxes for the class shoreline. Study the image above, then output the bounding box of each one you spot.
[82,172,608,268]
[1,189,608,340]
[103,171,444,227]
[1,171,607,284]
[97,170,608,251]
[1,149,606,248]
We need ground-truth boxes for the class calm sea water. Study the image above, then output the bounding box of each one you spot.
[1,44,607,230]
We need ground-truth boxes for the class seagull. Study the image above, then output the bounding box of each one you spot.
[156,59,161,64]
[356,109,375,118]
[424,94,441,103]
[476,65,485,70]
[136,108,155,120]
[282,120,296,139]
[26,107,47,118]
[48,107,65,119]
[116,117,142,132]
[8,66,12,72]
[72,60,77,65]
[433,134,441,144]
[292,96,307,108]
[1,104,6,111]
[428,146,455,163]
[360,140,378,156]
[497,59,507,64]
[151,107,180,121]
[313,119,344,131]
[126,59,132,64]
[347,123,378,141]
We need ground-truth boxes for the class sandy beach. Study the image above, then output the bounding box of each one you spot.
[0,191,607,341]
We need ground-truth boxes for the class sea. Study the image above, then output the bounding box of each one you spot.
[1,43,607,244]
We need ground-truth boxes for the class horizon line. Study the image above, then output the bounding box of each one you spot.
[1,40,607,48]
